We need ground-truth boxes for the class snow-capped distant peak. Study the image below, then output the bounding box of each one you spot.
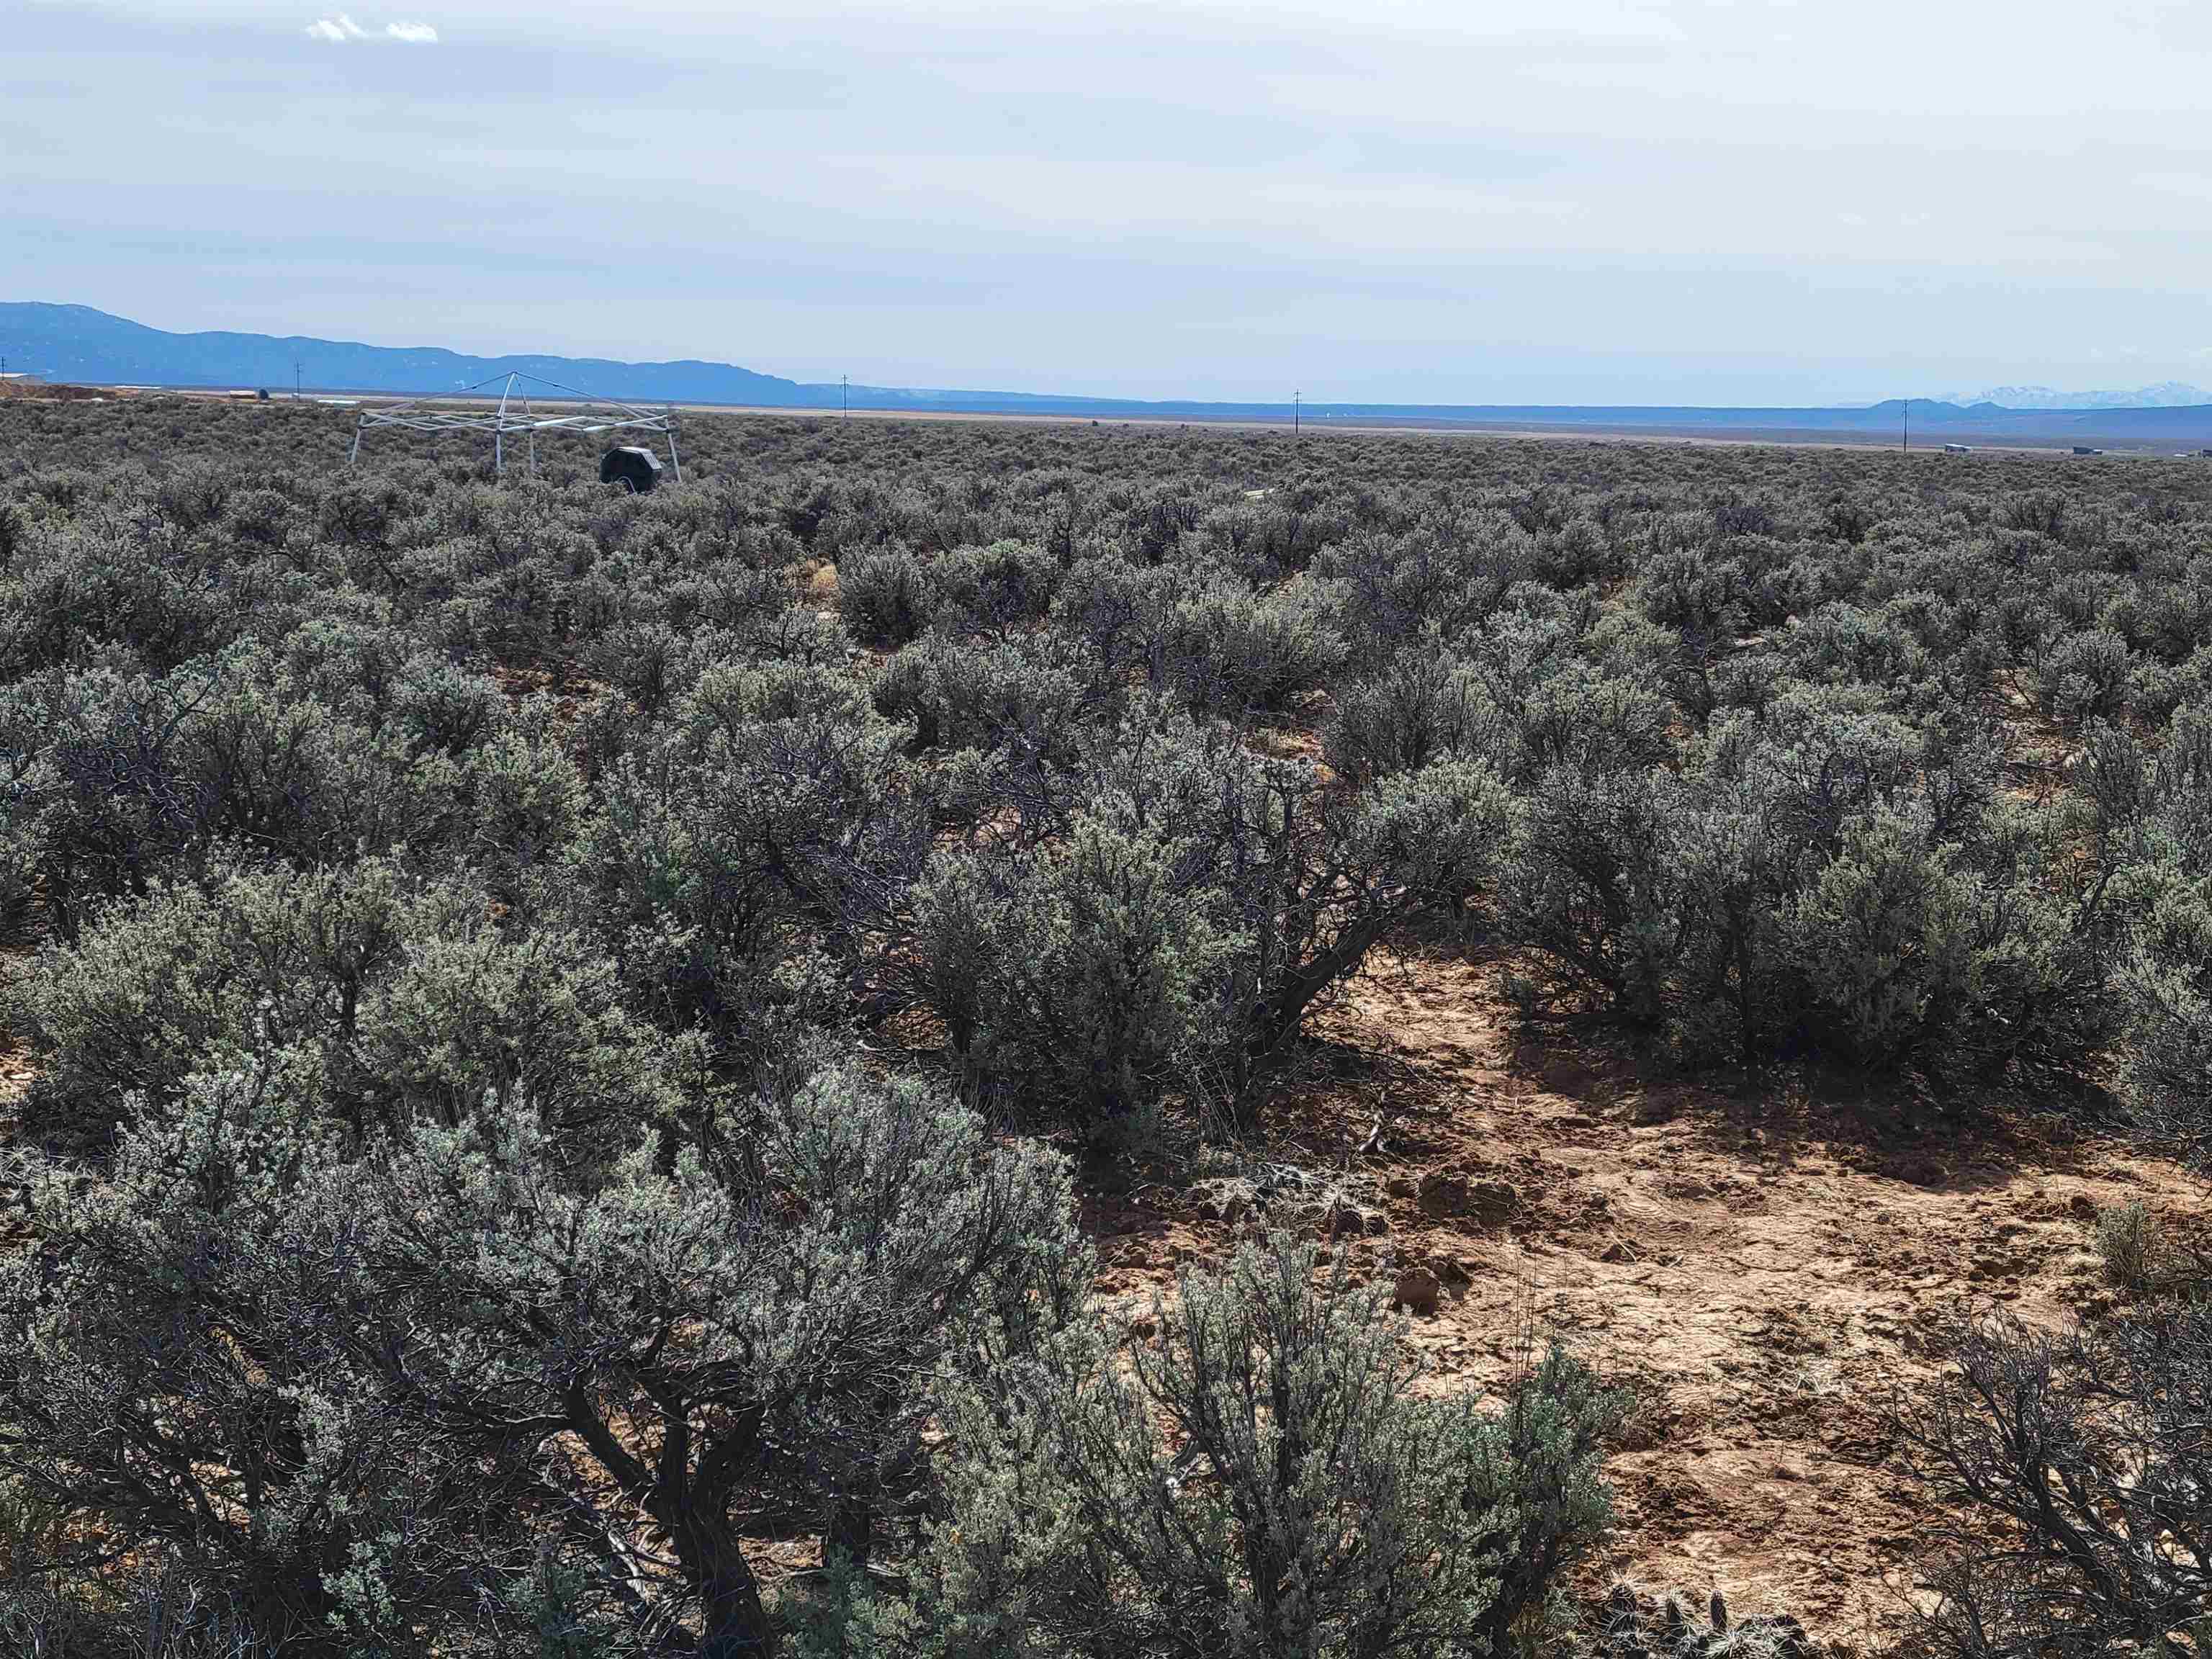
[1937,382,2212,410]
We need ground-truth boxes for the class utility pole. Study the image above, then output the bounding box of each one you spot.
[1294,389,1301,439]
[295,357,302,400]
[1902,397,1910,453]
[842,374,849,421]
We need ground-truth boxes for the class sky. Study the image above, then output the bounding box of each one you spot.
[7,0,2212,405]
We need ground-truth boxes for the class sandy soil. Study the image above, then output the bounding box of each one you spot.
[1082,946,2209,1652]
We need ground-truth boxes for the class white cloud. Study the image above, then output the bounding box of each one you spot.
[305,14,436,44]
[22,0,2212,403]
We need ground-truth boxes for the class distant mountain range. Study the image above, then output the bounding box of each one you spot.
[1934,382,2212,410]
[0,302,1177,415]
[0,302,814,406]
[8,302,2212,449]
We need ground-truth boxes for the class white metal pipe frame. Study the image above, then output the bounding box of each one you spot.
[350,370,683,482]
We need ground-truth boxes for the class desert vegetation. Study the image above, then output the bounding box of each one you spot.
[0,397,2203,1655]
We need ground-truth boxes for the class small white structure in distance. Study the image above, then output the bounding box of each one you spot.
[349,371,682,482]
[1942,443,1972,454]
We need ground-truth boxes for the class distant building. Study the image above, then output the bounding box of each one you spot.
[2072,446,2103,456]
[1943,443,1972,454]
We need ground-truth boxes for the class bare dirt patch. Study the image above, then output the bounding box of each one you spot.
[1087,948,2208,1651]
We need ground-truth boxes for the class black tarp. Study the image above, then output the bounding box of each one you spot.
[599,446,664,493]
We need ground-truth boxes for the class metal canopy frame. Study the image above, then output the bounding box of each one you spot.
[349,371,682,482]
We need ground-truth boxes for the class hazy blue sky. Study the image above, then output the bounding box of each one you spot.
[9,0,2212,404]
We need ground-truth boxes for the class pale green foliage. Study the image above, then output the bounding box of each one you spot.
[914,710,1512,1126]
[2092,1200,2162,1295]
[352,912,687,1155]
[2038,626,2134,727]
[466,714,587,899]
[918,814,1242,1124]
[1501,694,2104,1074]
[2116,874,2212,1172]
[873,631,1096,764]
[2087,703,2212,1169]
[1501,762,1681,1030]
[1776,805,1978,1060]
[923,1235,1625,1659]
[5,855,681,1159]
[16,388,2212,1656]
[1323,641,1502,787]
[0,1063,532,1651]
[837,547,933,647]
[1159,570,1348,714]
[560,658,925,1046]
[0,1051,1084,1657]
[925,539,1060,640]
[781,1554,925,1659]
[1311,513,1535,652]
[355,1060,1085,1657]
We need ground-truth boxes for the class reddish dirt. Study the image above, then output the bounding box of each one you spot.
[1084,946,2211,1653]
